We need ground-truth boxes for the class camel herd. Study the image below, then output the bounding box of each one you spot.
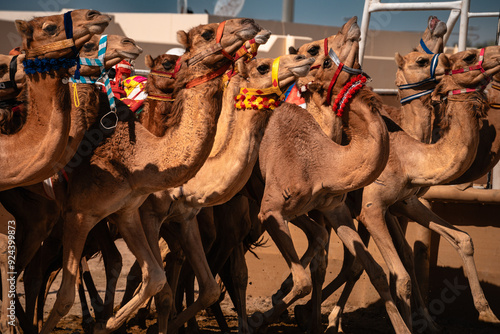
[0,8,500,334]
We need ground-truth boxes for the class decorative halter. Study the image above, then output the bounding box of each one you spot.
[234,57,284,110]
[445,48,492,96]
[224,38,260,83]
[323,38,367,107]
[398,52,440,104]
[68,35,118,129]
[185,21,238,89]
[24,11,81,78]
[419,38,434,55]
[0,55,20,92]
[145,58,181,103]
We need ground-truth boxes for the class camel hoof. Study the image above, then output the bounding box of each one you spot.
[294,304,311,331]
[248,312,268,334]
[479,311,500,324]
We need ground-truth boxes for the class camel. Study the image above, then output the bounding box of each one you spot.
[0,33,143,334]
[0,9,111,191]
[310,46,500,333]
[38,18,260,334]
[0,53,26,135]
[138,51,313,333]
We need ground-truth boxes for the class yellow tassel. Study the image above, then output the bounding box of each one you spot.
[72,83,80,107]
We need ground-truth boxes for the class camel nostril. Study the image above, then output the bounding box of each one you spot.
[86,10,101,20]
[295,55,306,61]
[122,38,134,45]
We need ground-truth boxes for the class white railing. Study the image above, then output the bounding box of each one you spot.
[359,0,500,66]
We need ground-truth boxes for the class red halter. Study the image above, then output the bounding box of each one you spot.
[445,48,492,96]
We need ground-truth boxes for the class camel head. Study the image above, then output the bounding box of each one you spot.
[176,18,261,71]
[435,46,500,96]
[15,9,111,59]
[68,34,143,77]
[0,54,25,100]
[418,16,447,54]
[145,54,179,94]
[295,16,361,92]
[394,51,449,103]
[234,54,314,110]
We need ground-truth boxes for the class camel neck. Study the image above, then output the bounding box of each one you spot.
[0,73,71,190]
[178,80,272,206]
[304,91,343,143]
[404,96,483,186]
[399,95,435,143]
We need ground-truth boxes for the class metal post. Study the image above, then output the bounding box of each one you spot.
[458,0,470,50]
[359,0,373,66]
[282,0,294,23]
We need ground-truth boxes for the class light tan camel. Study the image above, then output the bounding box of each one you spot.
[139,51,313,333]
[39,19,260,334]
[243,17,422,334]
[0,33,143,333]
[0,10,111,191]
[326,47,500,333]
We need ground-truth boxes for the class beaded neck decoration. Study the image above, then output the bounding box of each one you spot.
[332,74,367,117]
[234,57,284,110]
[23,11,81,78]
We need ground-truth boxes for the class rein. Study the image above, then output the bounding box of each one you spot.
[398,52,440,104]
[0,55,20,92]
[23,11,81,78]
[234,57,285,110]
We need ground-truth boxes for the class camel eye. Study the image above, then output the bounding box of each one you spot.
[463,53,476,63]
[323,58,332,68]
[257,64,270,75]
[416,57,428,66]
[308,46,319,56]
[201,30,214,41]
[83,42,96,52]
[162,61,173,71]
[42,23,58,35]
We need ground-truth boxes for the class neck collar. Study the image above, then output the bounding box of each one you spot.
[235,57,284,110]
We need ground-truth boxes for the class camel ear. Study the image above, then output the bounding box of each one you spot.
[15,20,33,39]
[289,46,298,55]
[177,30,189,49]
[394,52,405,69]
[145,55,154,69]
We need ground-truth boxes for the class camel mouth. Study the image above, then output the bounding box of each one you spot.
[255,30,272,45]
[288,59,315,77]
[117,50,142,60]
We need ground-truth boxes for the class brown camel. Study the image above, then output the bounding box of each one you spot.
[0,10,111,191]
[39,19,260,334]
[0,54,26,135]
[0,33,143,333]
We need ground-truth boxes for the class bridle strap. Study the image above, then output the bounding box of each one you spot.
[187,21,232,66]
[0,56,20,91]
[420,38,434,55]
[185,62,231,89]
[238,57,283,96]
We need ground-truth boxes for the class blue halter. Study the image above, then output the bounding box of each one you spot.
[69,35,118,129]
[398,52,440,104]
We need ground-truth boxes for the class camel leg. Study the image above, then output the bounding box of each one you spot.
[78,261,96,333]
[102,209,169,334]
[321,205,411,334]
[168,216,221,333]
[250,210,321,330]
[359,201,413,330]
[393,196,500,324]
[39,210,97,334]
[385,212,440,333]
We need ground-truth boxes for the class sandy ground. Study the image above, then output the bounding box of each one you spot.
[11,223,500,334]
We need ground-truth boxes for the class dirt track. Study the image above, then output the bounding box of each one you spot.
[14,223,500,334]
